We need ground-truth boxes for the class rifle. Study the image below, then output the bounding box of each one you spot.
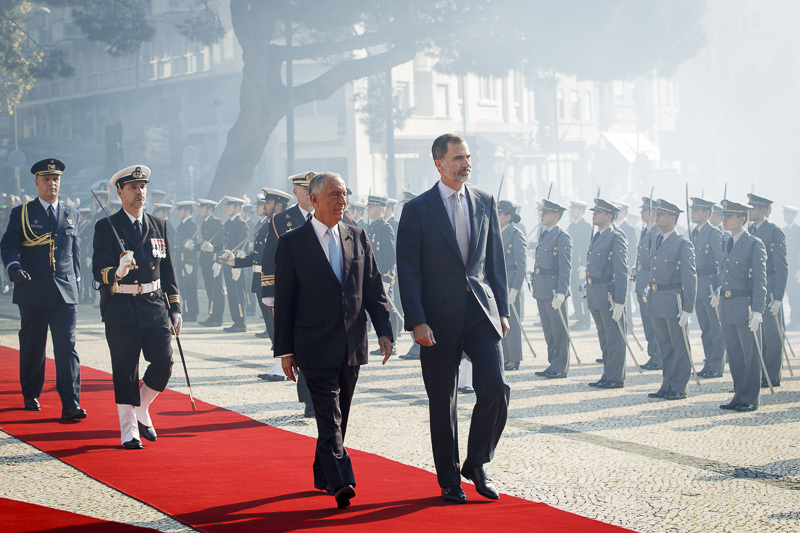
[497,173,505,200]
[685,182,692,239]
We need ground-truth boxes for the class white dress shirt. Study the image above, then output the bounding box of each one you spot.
[438,180,471,243]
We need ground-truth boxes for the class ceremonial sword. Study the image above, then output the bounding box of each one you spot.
[91,190,137,270]
[750,307,774,395]
[677,294,702,389]
[554,290,581,364]
[162,293,197,411]
[771,295,794,377]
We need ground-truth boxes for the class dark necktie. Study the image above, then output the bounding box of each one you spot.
[749,223,755,234]
[726,237,733,254]
[591,231,599,244]
[134,219,142,236]
[48,205,57,227]
[655,234,663,251]
[307,213,312,221]
[691,227,698,242]
[640,226,647,240]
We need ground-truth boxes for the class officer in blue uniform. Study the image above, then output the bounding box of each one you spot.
[194,199,225,326]
[173,200,198,322]
[634,197,662,371]
[645,199,697,400]
[92,165,181,448]
[530,200,571,378]
[365,195,399,348]
[583,199,628,389]
[497,201,527,371]
[713,200,767,412]
[1,158,85,419]
[216,196,249,333]
[747,194,788,388]
[690,197,725,378]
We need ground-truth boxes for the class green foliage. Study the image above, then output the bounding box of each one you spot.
[176,0,225,47]
[57,0,155,56]
[355,74,414,146]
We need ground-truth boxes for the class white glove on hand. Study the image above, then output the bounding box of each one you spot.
[184,239,195,250]
[235,249,247,259]
[218,249,235,266]
[611,302,625,322]
[116,251,135,280]
[579,281,588,298]
[232,268,241,281]
[769,299,782,315]
[509,288,519,303]
[200,241,214,252]
[171,312,182,336]
[184,264,193,275]
[628,266,637,281]
[749,311,763,332]
[578,266,586,279]
[212,262,222,277]
[677,310,691,328]
[710,289,720,309]
[552,292,565,309]
[261,297,274,307]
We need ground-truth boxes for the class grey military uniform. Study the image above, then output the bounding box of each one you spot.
[692,222,725,373]
[750,220,788,383]
[585,226,628,382]
[648,231,697,395]
[502,222,527,365]
[567,218,591,325]
[532,225,572,373]
[719,231,767,406]
[783,222,800,329]
[367,217,398,339]
[635,225,660,363]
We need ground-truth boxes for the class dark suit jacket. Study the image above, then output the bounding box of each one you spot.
[1,199,81,307]
[396,182,509,348]
[273,219,392,369]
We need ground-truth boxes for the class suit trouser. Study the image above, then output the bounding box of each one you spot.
[178,269,198,319]
[761,307,782,383]
[650,315,691,394]
[105,323,174,405]
[259,298,274,341]
[302,357,359,491]
[637,293,658,359]
[222,265,246,326]
[502,292,523,365]
[18,303,81,410]
[537,298,569,373]
[591,307,627,383]
[420,291,510,488]
[200,259,225,321]
[722,323,761,406]
[695,289,725,373]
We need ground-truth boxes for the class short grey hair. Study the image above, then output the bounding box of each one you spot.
[308,172,342,196]
[432,133,466,161]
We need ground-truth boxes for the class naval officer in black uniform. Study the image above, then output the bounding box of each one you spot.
[1,158,85,419]
[92,165,181,449]
[365,195,398,346]
[194,199,225,326]
[174,200,198,322]
[216,196,249,333]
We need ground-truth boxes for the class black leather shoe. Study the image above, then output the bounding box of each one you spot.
[534,370,551,377]
[665,392,687,401]
[304,402,315,418]
[461,464,499,500]
[719,402,740,410]
[545,372,567,379]
[595,358,604,364]
[761,380,780,388]
[736,403,757,412]
[122,438,143,450]
[334,485,355,508]
[257,373,287,382]
[588,380,607,388]
[441,485,467,503]
[701,371,722,379]
[648,391,667,399]
[458,386,474,394]
[138,421,157,442]
[224,324,247,333]
[504,361,520,371]
[198,318,222,327]
[314,483,334,495]
[399,353,420,360]
[24,398,40,411]
[61,407,87,420]
[254,330,269,338]
[596,381,623,389]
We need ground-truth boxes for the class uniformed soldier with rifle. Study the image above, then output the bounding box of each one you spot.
[173,200,198,322]
[193,199,225,327]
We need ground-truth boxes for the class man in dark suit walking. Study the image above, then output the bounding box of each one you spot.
[397,133,510,504]
[1,158,85,420]
[273,172,393,509]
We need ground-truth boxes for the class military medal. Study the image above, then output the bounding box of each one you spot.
[151,238,167,258]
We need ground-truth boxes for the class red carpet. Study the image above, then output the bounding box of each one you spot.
[1,497,156,532]
[0,345,634,532]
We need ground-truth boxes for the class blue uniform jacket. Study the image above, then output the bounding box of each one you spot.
[647,231,697,318]
[719,231,767,325]
[532,225,571,299]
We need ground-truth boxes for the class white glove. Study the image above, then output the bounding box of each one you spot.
[184,239,195,250]
[200,241,214,252]
[578,266,586,279]
[171,312,182,336]
[710,289,720,309]
[261,297,274,307]
[184,264,193,275]
[611,302,625,322]
[579,281,588,298]
[509,288,519,303]
[218,249,235,266]
[232,268,241,281]
[212,262,222,277]
[235,249,247,259]
[85,257,91,268]
[769,299,782,315]
[749,311,763,332]
[628,266,637,281]
[677,310,691,328]
[115,251,135,280]
[552,292,565,309]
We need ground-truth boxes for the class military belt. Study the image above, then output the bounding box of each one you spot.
[587,276,613,285]
[649,282,682,292]
[113,279,161,295]
[533,266,559,276]
[696,268,717,277]
[721,289,749,299]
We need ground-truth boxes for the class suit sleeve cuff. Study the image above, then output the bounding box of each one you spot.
[276,353,293,358]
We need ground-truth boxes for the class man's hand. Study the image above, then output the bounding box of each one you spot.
[171,312,182,336]
[611,302,625,322]
[378,335,393,364]
[413,323,436,346]
[200,241,214,252]
[769,299,782,315]
[677,310,691,328]
[184,264,193,275]
[710,289,720,308]
[211,262,222,277]
[551,292,565,309]
[500,316,510,338]
[281,355,298,382]
[508,288,519,304]
[116,251,135,280]
[218,249,235,266]
[577,265,586,279]
[184,239,194,250]
[10,268,31,288]
[749,311,763,332]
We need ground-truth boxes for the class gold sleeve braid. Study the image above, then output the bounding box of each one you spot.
[101,267,115,285]
[168,293,180,305]
[261,274,274,287]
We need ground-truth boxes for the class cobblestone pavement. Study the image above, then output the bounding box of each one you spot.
[1,293,799,532]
